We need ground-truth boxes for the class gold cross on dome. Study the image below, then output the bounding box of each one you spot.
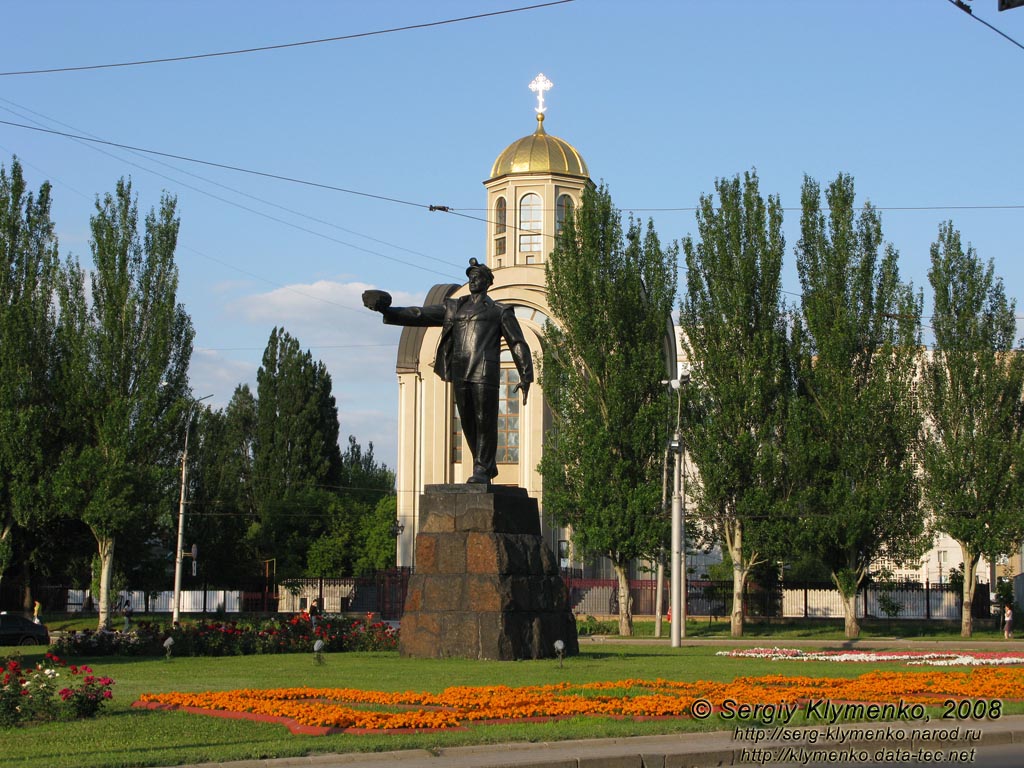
[529,73,553,114]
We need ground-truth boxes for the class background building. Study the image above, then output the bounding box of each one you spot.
[393,87,592,567]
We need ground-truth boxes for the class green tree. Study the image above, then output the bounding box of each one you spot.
[55,179,193,629]
[540,183,678,636]
[185,394,261,586]
[307,437,395,577]
[919,222,1024,637]
[679,170,793,637]
[352,494,399,574]
[250,328,342,577]
[789,174,924,639]
[0,158,63,603]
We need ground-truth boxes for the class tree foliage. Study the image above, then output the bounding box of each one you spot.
[54,179,193,628]
[306,437,396,577]
[919,222,1024,637]
[0,158,62,598]
[679,170,793,637]
[185,394,261,586]
[0,164,396,607]
[249,328,343,578]
[540,183,677,636]
[789,174,924,639]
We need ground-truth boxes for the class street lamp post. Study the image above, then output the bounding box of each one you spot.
[172,394,212,625]
[664,372,690,648]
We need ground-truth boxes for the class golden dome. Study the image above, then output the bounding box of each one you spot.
[489,114,589,180]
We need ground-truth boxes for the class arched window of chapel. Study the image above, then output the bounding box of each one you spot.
[495,197,506,234]
[556,194,574,234]
[518,193,542,261]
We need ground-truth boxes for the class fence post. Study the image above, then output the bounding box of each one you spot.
[925,579,931,620]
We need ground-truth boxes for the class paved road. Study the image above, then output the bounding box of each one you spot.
[167,714,1024,768]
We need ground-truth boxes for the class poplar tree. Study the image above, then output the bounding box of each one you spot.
[679,171,792,638]
[56,180,193,629]
[920,222,1024,637]
[185,395,261,585]
[0,158,61,600]
[540,183,677,636]
[789,174,924,639]
[250,328,342,577]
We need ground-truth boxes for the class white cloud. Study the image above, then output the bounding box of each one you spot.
[229,280,422,329]
[188,348,258,409]
[191,279,438,468]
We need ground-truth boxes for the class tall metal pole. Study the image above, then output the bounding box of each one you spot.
[172,426,191,626]
[172,395,212,626]
[666,370,690,647]
[680,442,687,638]
[670,429,682,647]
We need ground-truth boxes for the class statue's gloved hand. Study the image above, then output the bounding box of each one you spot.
[362,290,392,312]
[514,380,530,406]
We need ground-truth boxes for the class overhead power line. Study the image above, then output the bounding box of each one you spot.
[947,0,1024,52]
[0,1,575,77]
[0,97,463,280]
[0,118,435,208]
[0,117,549,242]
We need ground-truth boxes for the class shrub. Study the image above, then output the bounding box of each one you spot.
[576,615,617,636]
[52,614,399,657]
[0,653,114,727]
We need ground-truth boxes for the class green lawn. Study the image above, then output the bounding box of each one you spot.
[2,642,1021,768]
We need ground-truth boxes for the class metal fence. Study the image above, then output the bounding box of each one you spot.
[32,569,413,622]
[563,577,989,621]
[29,573,988,624]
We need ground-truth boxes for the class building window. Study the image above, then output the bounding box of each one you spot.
[518,193,542,254]
[497,368,521,463]
[556,194,573,234]
[494,236,506,256]
[495,197,506,234]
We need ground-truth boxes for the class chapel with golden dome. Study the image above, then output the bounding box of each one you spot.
[391,75,593,568]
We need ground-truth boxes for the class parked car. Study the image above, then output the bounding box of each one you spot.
[0,612,50,646]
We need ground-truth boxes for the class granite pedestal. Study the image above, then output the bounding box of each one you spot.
[399,484,579,660]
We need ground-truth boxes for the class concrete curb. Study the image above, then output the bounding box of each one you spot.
[165,715,1024,768]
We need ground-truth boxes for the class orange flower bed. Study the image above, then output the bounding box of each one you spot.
[134,668,1024,735]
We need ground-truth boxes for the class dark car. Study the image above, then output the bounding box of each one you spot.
[0,613,50,646]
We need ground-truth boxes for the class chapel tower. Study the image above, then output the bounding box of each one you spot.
[392,75,592,567]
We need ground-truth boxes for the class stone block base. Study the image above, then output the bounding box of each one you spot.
[399,484,579,660]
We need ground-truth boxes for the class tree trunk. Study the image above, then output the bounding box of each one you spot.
[832,570,862,639]
[21,559,32,613]
[842,593,860,639]
[959,544,981,638]
[725,519,750,638]
[96,535,116,630]
[613,562,633,637]
[0,518,12,596]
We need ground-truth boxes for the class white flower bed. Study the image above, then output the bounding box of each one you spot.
[716,647,1024,666]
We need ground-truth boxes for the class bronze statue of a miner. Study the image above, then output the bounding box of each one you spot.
[363,259,533,485]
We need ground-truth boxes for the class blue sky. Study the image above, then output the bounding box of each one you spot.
[2,0,1022,468]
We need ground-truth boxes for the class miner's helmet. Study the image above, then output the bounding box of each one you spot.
[466,257,495,285]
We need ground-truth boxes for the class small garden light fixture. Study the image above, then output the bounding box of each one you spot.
[554,639,565,668]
